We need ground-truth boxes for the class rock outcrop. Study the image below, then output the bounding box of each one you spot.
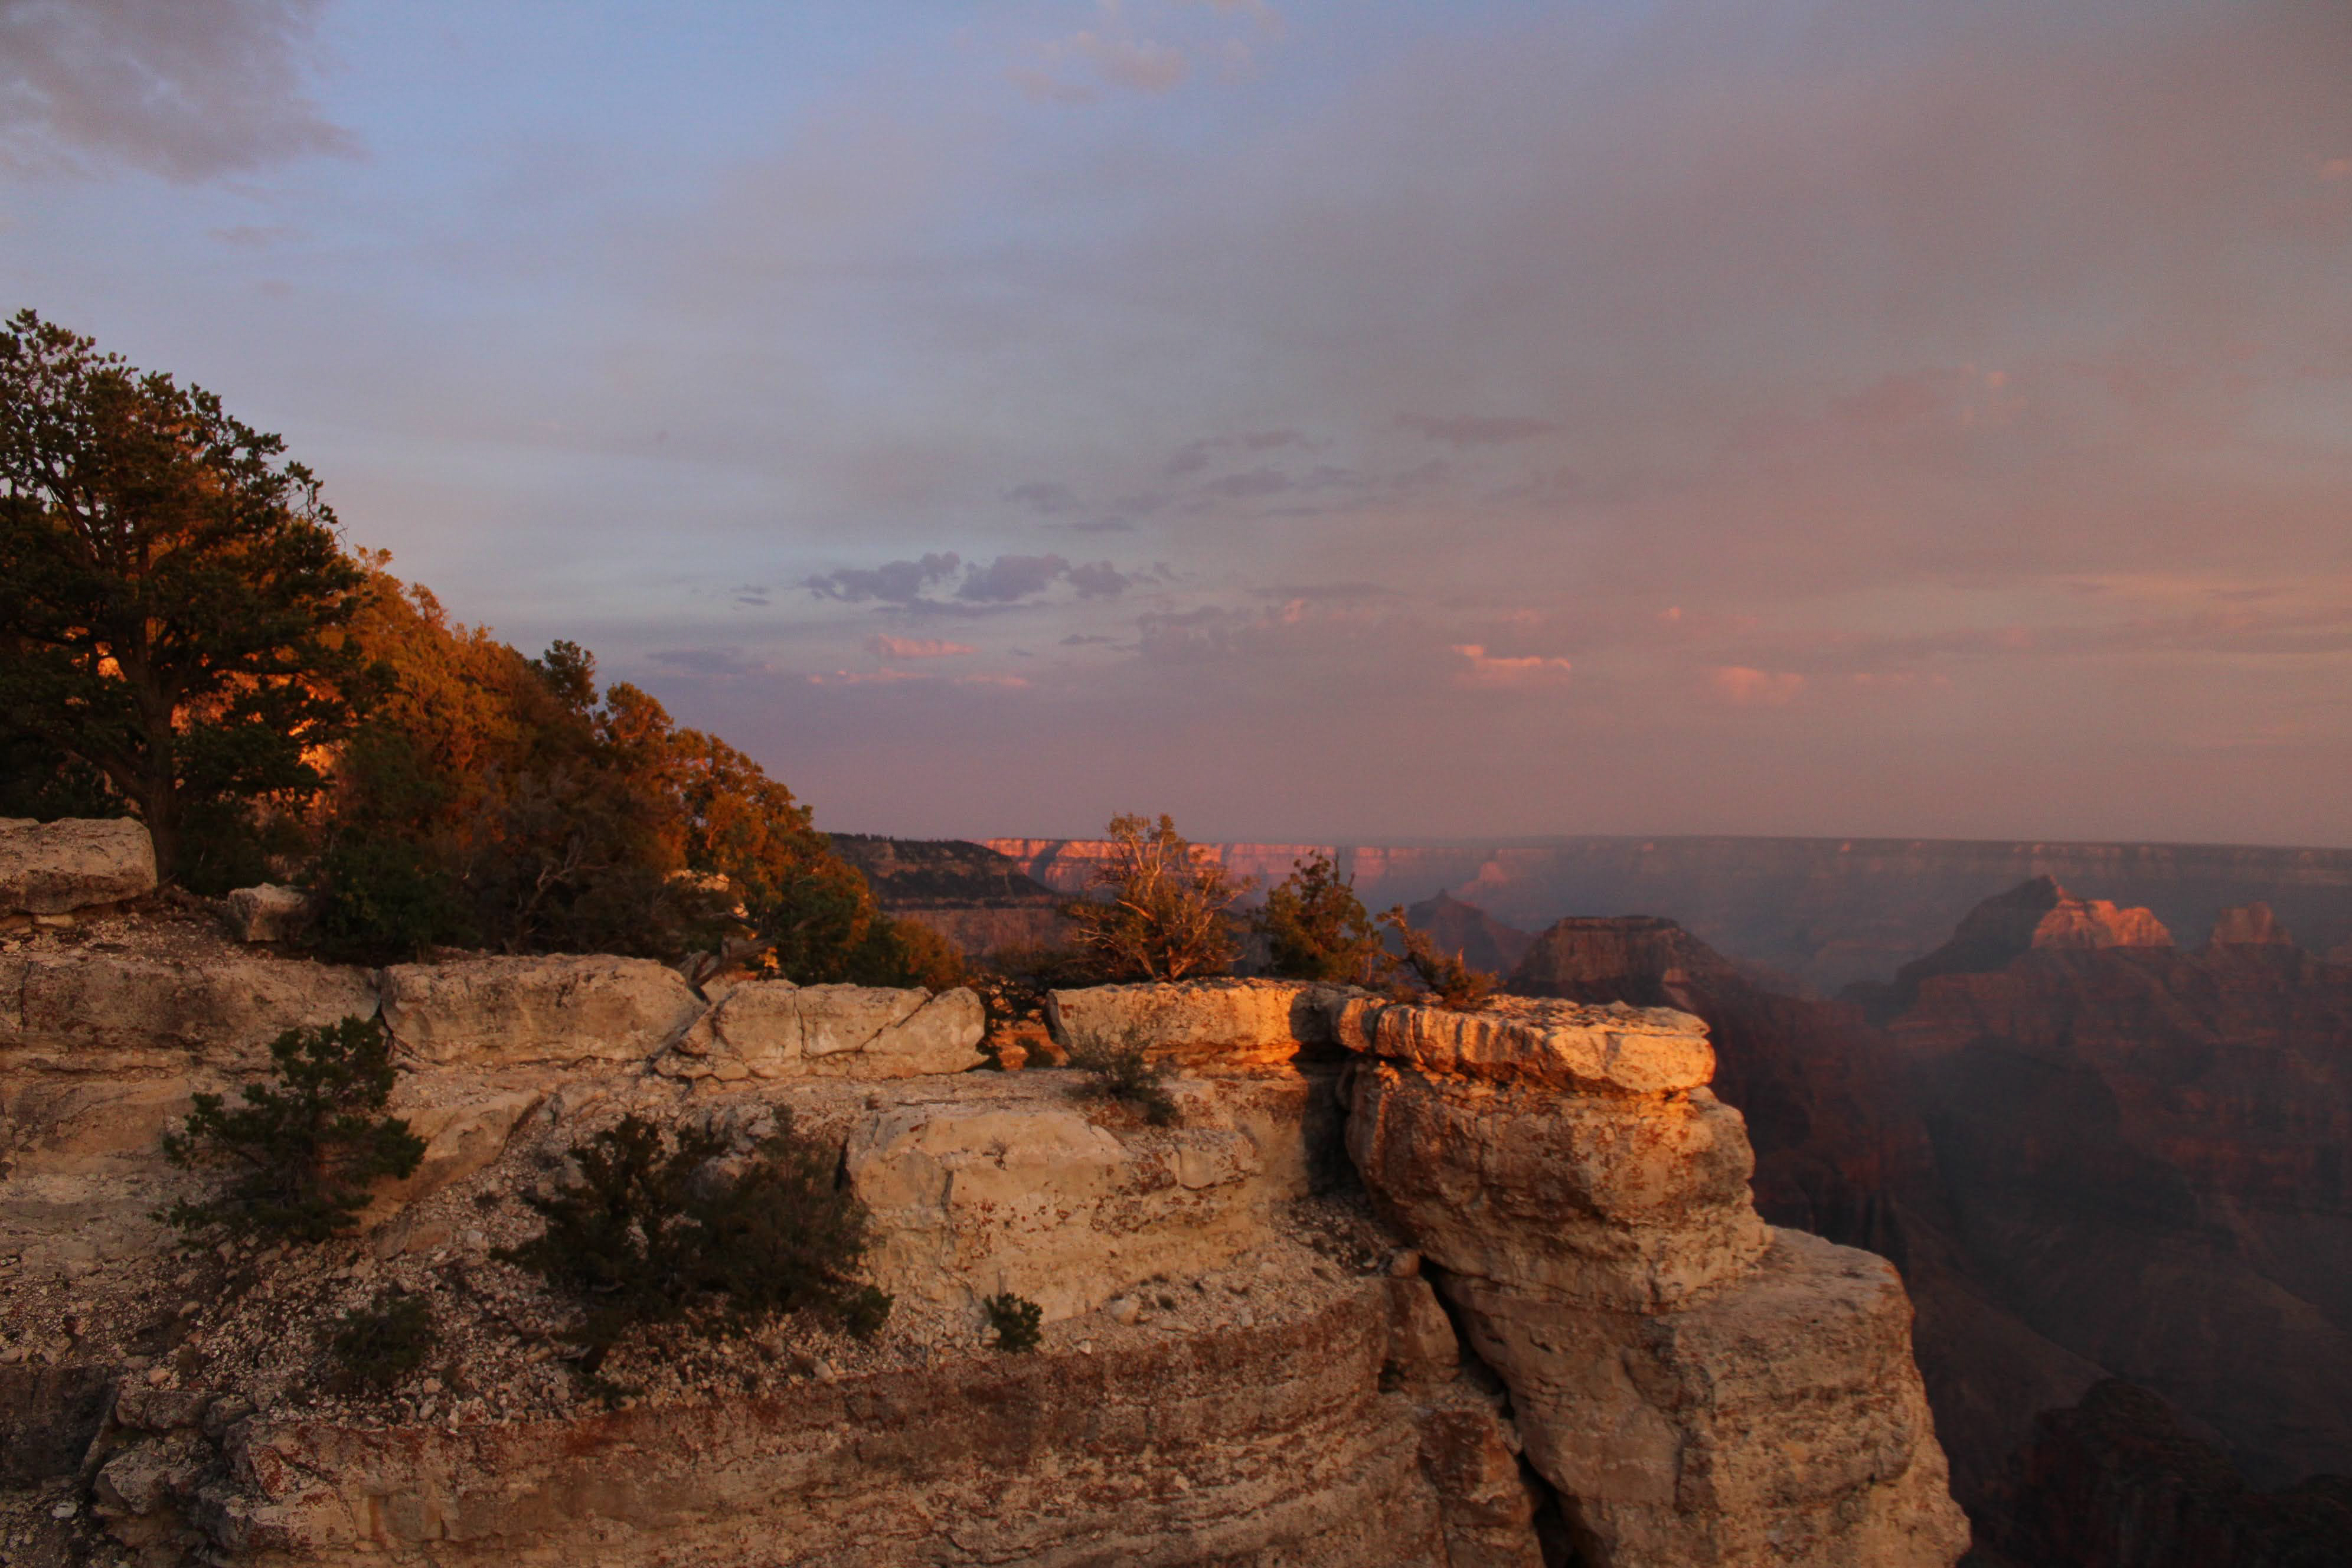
[0,818,157,917]
[0,946,377,1064]
[379,955,707,1066]
[656,979,984,1080]
[1337,991,1968,1566]
[1879,875,2170,1011]
[1402,891,1535,976]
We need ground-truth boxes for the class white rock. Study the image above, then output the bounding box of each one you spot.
[223,883,316,943]
[0,817,156,915]
[656,981,984,1080]
[380,955,706,1066]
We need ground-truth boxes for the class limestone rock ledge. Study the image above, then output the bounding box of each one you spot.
[0,817,156,917]
[1341,994,1969,1567]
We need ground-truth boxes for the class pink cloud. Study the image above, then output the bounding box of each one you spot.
[874,634,976,659]
[1452,643,1573,688]
[1710,666,1806,705]
[805,668,929,685]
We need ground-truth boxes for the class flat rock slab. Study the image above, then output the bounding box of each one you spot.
[0,818,157,916]
[0,949,377,1062]
[1046,978,1344,1066]
[656,981,984,1080]
[380,955,705,1066]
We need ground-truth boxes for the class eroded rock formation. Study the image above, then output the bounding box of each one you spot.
[0,821,1968,1566]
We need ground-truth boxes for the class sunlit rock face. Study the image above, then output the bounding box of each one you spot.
[1336,991,1968,1567]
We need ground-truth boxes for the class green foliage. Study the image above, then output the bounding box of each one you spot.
[1380,907,1497,1011]
[310,834,472,963]
[982,1292,1043,1354]
[159,1017,424,1244]
[324,571,900,972]
[498,1112,881,1373]
[1064,813,1252,982]
[1257,852,1387,984]
[1066,1030,1180,1126]
[322,1291,437,1395]
[0,310,374,887]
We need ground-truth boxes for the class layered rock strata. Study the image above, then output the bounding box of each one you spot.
[1339,991,1969,1566]
[0,818,156,918]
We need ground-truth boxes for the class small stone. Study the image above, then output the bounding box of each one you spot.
[1077,1340,1095,1354]
[814,1359,839,1383]
[421,1377,442,1396]
[50,1499,77,1520]
[1387,1250,1422,1279]
[146,1366,172,1386]
[1108,1296,1142,1327]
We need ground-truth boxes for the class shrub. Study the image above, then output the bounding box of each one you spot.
[966,943,1089,1041]
[159,1017,425,1244]
[1257,852,1387,984]
[322,1291,437,1394]
[1064,813,1252,982]
[1380,908,1497,1011]
[310,834,471,962]
[498,1112,883,1373]
[1065,1030,1180,1126]
[983,1292,1043,1354]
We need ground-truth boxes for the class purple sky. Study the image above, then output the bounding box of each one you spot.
[6,1,2350,845]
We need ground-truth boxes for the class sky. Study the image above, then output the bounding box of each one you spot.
[5,0,2350,846]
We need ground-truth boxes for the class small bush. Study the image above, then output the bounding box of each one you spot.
[159,1017,425,1244]
[983,1292,1043,1354]
[966,943,1090,1041]
[498,1111,883,1373]
[322,1291,437,1394]
[1380,908,1496,1011]
[1066,1030,1179,1126]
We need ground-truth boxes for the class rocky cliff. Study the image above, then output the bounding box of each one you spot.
[1,819,1969,1566]
[987,835,2352,991]
[1506,888,2352,1553]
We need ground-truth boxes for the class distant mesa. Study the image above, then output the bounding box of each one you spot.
[1875,876,2169,1009]
[1506,913,1741,1010]
[829,834,1070,958]
[2207,901,2294,948]
[1400,890,1533,975]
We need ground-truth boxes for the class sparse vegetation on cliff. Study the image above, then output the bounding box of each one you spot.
[159,1016,425,1244]
[498,1111,884,1374]
[982,1292,1043,1353]
[1382,908,1497,1010]
[1067,1028,1180,1126]
[1064,813,1252,982]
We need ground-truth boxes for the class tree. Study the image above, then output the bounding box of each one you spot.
[1258,851,1387,984]
[1064,813,1251,981]
[159,1017,426,1244]
[0,310,373,888]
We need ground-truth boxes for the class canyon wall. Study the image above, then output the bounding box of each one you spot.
[1507,893,2352,1556]
[1,819,1968,1567]
[988,835,2352,990]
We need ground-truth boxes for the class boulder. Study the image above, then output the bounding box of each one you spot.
[1045,978,1342,1067]
[0,818,157,915]
[379,956,704,1067]
[847,1099,1269,1321]
[656,982,985,1080]
[0,949,377,1063]
[223,884,316,944]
